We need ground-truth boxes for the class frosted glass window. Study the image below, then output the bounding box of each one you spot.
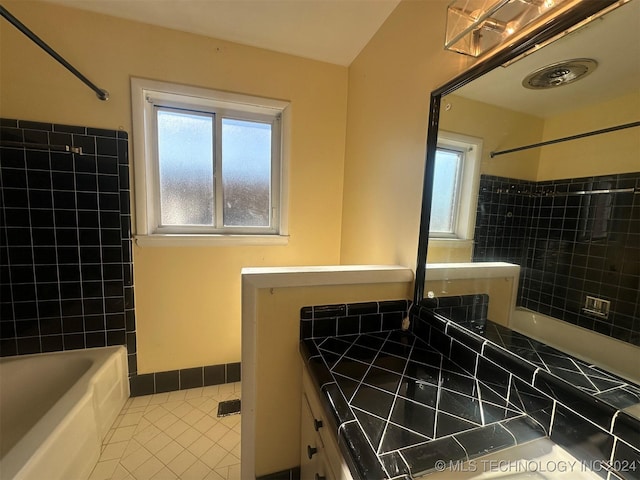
[157,109,214,226]
[430,148,463,234]
[133,79,286,239]
[222,119,271,227]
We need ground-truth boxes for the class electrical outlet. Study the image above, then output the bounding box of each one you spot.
[582,295,610,319]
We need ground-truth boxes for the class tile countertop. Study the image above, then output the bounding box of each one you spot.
[453,317,640,410]
[300,330,550,480]
[423,294,640,413]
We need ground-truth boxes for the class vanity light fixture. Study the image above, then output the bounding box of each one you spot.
[445,0,569,57]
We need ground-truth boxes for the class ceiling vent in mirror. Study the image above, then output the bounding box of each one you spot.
[522,58,598,89]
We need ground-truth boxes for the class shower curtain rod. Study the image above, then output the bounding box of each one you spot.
[0,5,109,101]
[548,187,639,196]
[489,186,639,197]
[490,121,640,158]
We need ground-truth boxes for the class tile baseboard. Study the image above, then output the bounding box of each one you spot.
[129,361,241,396]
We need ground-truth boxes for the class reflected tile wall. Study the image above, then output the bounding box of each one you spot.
[473,173,640,346]
[0,119,136,372]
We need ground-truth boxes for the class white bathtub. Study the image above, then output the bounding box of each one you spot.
[0,346,129,480]
[511,308,640,384]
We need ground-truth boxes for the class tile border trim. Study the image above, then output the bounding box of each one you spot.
[129,361,241,396]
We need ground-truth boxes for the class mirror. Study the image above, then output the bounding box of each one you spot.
[416,0,640,415]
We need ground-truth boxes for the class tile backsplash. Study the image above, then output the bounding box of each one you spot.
[300,299,410,340]
[473,173,640,346]
[0,119,137,373]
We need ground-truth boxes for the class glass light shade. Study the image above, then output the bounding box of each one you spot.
[445,0,567,57]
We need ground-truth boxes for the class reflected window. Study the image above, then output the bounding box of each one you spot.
[429,132,482,240]
[431,147,463,235]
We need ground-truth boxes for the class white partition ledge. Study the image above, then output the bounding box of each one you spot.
[242,264,414,287]
[240,265,413,480]
[426,261,520,280]
[425,262,520,323]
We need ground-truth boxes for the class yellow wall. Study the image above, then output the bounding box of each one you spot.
[339,0,474,268]
[253,282,412,476]
[439,95,544,181]
[436,91,640,184]
[0,1,348,372]
[426,240,475,264]
[537,91,640,180]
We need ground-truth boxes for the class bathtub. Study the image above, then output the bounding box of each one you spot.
[511,308,640,384]
[0,346,129,480]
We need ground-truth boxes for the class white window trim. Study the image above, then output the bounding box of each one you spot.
[131,77,290,246]
[429,131,482,241]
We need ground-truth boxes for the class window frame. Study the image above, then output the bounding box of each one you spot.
[131,78,290,246]
[429,131,482,242]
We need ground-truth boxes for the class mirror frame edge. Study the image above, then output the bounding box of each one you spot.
[413,0,622,304]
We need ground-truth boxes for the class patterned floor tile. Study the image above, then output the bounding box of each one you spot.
[89,384,241,480]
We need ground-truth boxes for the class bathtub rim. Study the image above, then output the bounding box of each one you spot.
[510,307,640,385]
[0,345,128,480]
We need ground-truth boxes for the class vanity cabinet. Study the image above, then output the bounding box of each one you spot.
[301,366,353,480]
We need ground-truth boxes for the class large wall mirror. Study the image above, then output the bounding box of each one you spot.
[416,0,639,412]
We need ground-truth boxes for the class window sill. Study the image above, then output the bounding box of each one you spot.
[134,234,289,247]
[427,238,474,248]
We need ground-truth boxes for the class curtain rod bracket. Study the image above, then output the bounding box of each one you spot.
[0,5,109,102]
[97,89,110,101]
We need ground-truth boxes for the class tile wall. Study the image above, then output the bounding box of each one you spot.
[0,118,242,397]
[473,173,640,346]
[300,299,411,340]
[0,119,136,373]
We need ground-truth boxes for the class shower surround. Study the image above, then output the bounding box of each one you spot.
[473,172,640,346]
[0,118,137,375]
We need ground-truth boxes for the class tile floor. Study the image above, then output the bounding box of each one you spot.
[89,383,241,480]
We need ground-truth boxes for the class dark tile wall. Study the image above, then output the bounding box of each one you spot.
[473,173,640,346]
[421,294,489,333]
[0,118,137,374]
[1,119,242,397]
[410,300,640,479]
[300,300,411,340]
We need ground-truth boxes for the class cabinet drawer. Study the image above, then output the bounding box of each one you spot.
[302,367,328,436]
[302,366,353,480]
[301,392,327,480]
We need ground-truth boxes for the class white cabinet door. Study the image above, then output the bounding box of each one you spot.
[301,392,322,480]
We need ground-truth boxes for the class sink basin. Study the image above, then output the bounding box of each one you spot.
[420,438,601,479]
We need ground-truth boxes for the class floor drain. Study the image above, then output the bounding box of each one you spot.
[217,399,241,417]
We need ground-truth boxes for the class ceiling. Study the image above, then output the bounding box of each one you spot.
[453,0,640,118]
[43,0,401,66]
